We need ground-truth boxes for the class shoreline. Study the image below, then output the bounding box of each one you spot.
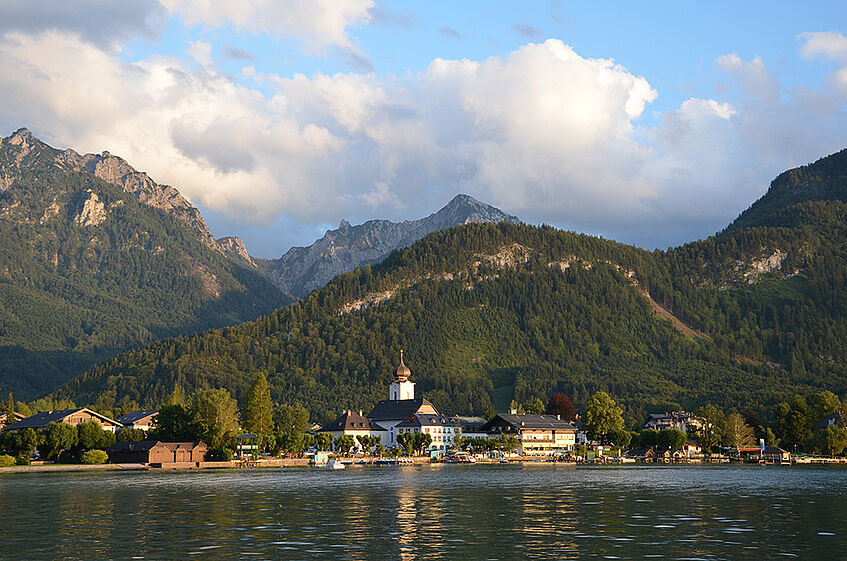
[2,455,846,474]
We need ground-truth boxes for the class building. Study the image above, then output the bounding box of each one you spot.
[452,416,488,439]
[481,414,576,455]
[3,408,122,433]
[116,410,158,431]
[643,411,703,433]
[106,440,208,464]
[0,412,25,426]
[320,410,388,449]
[819,412,843,430]
[396,413,460,453]
[365,353,440,448]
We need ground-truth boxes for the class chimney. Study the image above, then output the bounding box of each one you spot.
[557,414,561,420]
[359,410,363,416]
[509,407,517,414]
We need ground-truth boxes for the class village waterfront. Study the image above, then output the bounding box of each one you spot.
[1,463,845,560]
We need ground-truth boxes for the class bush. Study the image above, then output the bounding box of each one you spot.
[0,454,15,467]
[15,454,29,466]
[80,450,108,465]
[206,448,232,461]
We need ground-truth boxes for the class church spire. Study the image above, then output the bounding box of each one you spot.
[393,350,411,382]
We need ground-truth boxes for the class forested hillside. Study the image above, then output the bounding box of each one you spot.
[0,130,290,398]
[52,141,847,423]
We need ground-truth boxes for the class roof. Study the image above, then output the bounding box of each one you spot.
[107,440,207,453]
[3,408,121,431]
[323,410,388,432]
[452,416,487,431]
[367,398,438,422]
[115,410,158,425]
[396,413,458,428]
[481,414,576,432]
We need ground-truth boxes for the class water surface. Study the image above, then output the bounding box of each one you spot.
[1,464,844,560]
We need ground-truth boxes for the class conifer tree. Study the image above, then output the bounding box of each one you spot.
[243,372,274,450]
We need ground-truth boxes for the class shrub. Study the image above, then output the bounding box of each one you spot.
[206,448,232,461]
[0,454,15,467]
[80,450,108,465]
[15,454,29,466]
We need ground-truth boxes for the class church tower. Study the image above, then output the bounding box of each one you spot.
[389,350,415,400]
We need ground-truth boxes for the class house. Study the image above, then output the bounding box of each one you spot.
[0,412,25,426]
[3,408,122,433]
[116,410,158,431]
[682,440,702,457]
[396,413,460,453]
[624,447,655,461]
[452,416,488,439]
[481,414,576,455]
[643,411,703,433]
[736,446,791,463]
[364,352,440,448]
[106,440,208,464]
[320,410,388,449]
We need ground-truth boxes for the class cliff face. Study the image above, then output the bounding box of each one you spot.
[266,194,522,297]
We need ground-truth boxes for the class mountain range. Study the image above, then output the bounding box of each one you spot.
[261,194,521,298]
[50,147,847,424]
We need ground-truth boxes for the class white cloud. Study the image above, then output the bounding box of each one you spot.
[1,31,846,253]
[798,31,847,61]
[161,0,374,52]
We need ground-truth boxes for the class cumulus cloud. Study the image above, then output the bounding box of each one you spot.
[0,0,165,48]
[161,0,374,52]
[1,30,845,253]
[798,31,847,61]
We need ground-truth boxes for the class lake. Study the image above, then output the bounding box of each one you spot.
[0,464,844,560]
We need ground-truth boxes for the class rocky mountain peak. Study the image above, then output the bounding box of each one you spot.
[217,236,255,267]
[266,194,522,297]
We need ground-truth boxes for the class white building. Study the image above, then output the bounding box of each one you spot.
[396,413,460,453]
[365,352,439,448]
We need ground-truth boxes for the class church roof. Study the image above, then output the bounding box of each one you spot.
[367,398,438,422]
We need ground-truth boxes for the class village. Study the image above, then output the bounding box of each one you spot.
[0,354,845,471]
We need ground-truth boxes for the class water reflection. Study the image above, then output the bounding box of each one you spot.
[0,465,845,560]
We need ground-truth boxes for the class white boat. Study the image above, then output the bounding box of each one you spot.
[326,459,346,469]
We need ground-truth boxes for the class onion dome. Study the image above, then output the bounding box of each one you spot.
[394,350,411,382]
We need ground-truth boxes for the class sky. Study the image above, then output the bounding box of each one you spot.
[0,1,846,258]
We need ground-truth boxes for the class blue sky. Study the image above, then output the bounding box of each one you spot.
[1,1,846,256]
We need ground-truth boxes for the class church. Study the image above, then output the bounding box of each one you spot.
[323,351,440,449]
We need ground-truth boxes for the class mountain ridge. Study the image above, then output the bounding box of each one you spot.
[265,193,521,297]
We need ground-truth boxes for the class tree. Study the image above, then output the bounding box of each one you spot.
[808,391,841,427]
[524,397,545,415]
[484,404,495,421]
[547,393,576,421]
[77,421,110,450]
[657,429,686,451]
[821,425,847,457]
[583,392,624,444]
[774,397,811,451]
[163,384,186,407]
[313,432,332,451]
[44,422,78,459]
[396,432,414,455]
[3,393,14,426]
[191,389,239,451]
[150,404,197,441]
[609,428,632,448]
[242,372,275,451]
[499,434,519,454]
[276,403,310,433]
[638,429,659,448]
[695,404,725,453]
[724,413,756,452]
[116,428,147,442]
[333,435,356,454]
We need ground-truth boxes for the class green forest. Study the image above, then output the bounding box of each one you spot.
[0,132,290,398]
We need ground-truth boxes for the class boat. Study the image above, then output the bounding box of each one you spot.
[326,459,346,469]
